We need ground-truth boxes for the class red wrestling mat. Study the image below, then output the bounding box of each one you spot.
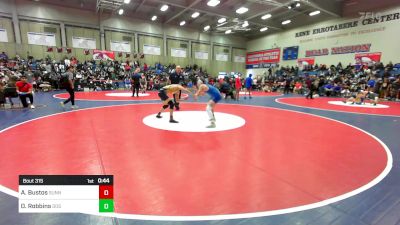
[0,103,389,218]
[277,97,400,117]
[53,91,188,101]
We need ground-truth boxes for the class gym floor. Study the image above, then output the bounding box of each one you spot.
[0,91,399,225]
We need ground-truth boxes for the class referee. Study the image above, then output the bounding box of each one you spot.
[169,65,183,110]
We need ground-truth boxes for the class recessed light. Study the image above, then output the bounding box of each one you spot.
[296,3,300,7]
[207,0,220,7]
[288,5,292,9]
[261,14,271,20]
[192,12,200,18]
[123,0,131,3]
[309,10,321,16]
[242,21,249,27]
[260,27,268,32]
[151,15,157,21]
[204,25,210,31]
[180,21,186,26]
[218,18,226,23]
[282,20,291,25]
[160,4,169,11]
[236,7,249,14]
[225,29,232,34]
[118,9,124,15]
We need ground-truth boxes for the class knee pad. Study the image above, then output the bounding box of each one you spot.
[168,100,174,109]
[175,102,180,106]
[162,105,168,109]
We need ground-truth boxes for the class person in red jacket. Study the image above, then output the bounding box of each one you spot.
[16,75,35,109]
[235,75,242,101]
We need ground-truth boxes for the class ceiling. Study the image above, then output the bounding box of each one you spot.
[30,0,400,39]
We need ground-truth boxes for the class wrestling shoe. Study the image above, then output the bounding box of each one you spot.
[206,123,216,128]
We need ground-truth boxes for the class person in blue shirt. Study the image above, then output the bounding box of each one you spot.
[367,78,376,88]
[324,83,334,97]
[244,74,253,99]
[194,80,222,128]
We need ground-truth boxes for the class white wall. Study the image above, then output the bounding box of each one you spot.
[247,6,400,71]
[9,0,246,47]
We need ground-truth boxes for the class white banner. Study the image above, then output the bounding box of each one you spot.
[72,36,96,49]
[194,51,208,60]
[216,53,228,62]
[234,55,246,63]
[27,32,56,46]
[171,48,187,58]
[0,29,8,43]
[143,44,161,55]
[110,40,131,53]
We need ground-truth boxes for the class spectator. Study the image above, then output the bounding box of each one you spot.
[60,66,77,109]
[244,74,253,99]
[235,75,242,101]
[15,75,35,109]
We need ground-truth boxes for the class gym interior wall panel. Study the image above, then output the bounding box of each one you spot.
[138,35,164,67]
[105,30,134,62]
[102,17,163,36]
[66,26,100,62]
[0,17,16,57]
[247,6,400,66]
[191,42,211,73]
[19,21,61,60]
[166,39,189,67]
[16,0,99,26]
[212,45,232,76]
[232,48,246,74]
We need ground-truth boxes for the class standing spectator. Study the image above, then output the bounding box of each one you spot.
[15,75,35,109]
[283,76,292,94]
[305,76,316,99]
[235,75,242,101]
[131,67,141,97]
[60,66,77,109]
[244,74,253,99]
[140,74,147,94]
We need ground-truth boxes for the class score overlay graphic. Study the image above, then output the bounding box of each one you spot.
[18,175,114,213]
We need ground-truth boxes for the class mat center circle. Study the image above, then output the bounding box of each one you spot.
[143,111,246,132]
[328,101,389,108]
[105,92,150,97]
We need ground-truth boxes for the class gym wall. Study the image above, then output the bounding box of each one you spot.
[247,6,400,74]
[0,0,246,76]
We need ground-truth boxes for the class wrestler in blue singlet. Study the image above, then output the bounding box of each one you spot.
[206,84,222,103]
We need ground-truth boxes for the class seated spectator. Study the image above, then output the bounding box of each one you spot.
[16,75,35,109]
[262,83,272,92]
[220,81,235,100]
[333,84,342,96]
[293,81,303,94]
[124,77,131,90]
[0,82,5,105]
[0,52,8,61]
[324,83,334,96]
